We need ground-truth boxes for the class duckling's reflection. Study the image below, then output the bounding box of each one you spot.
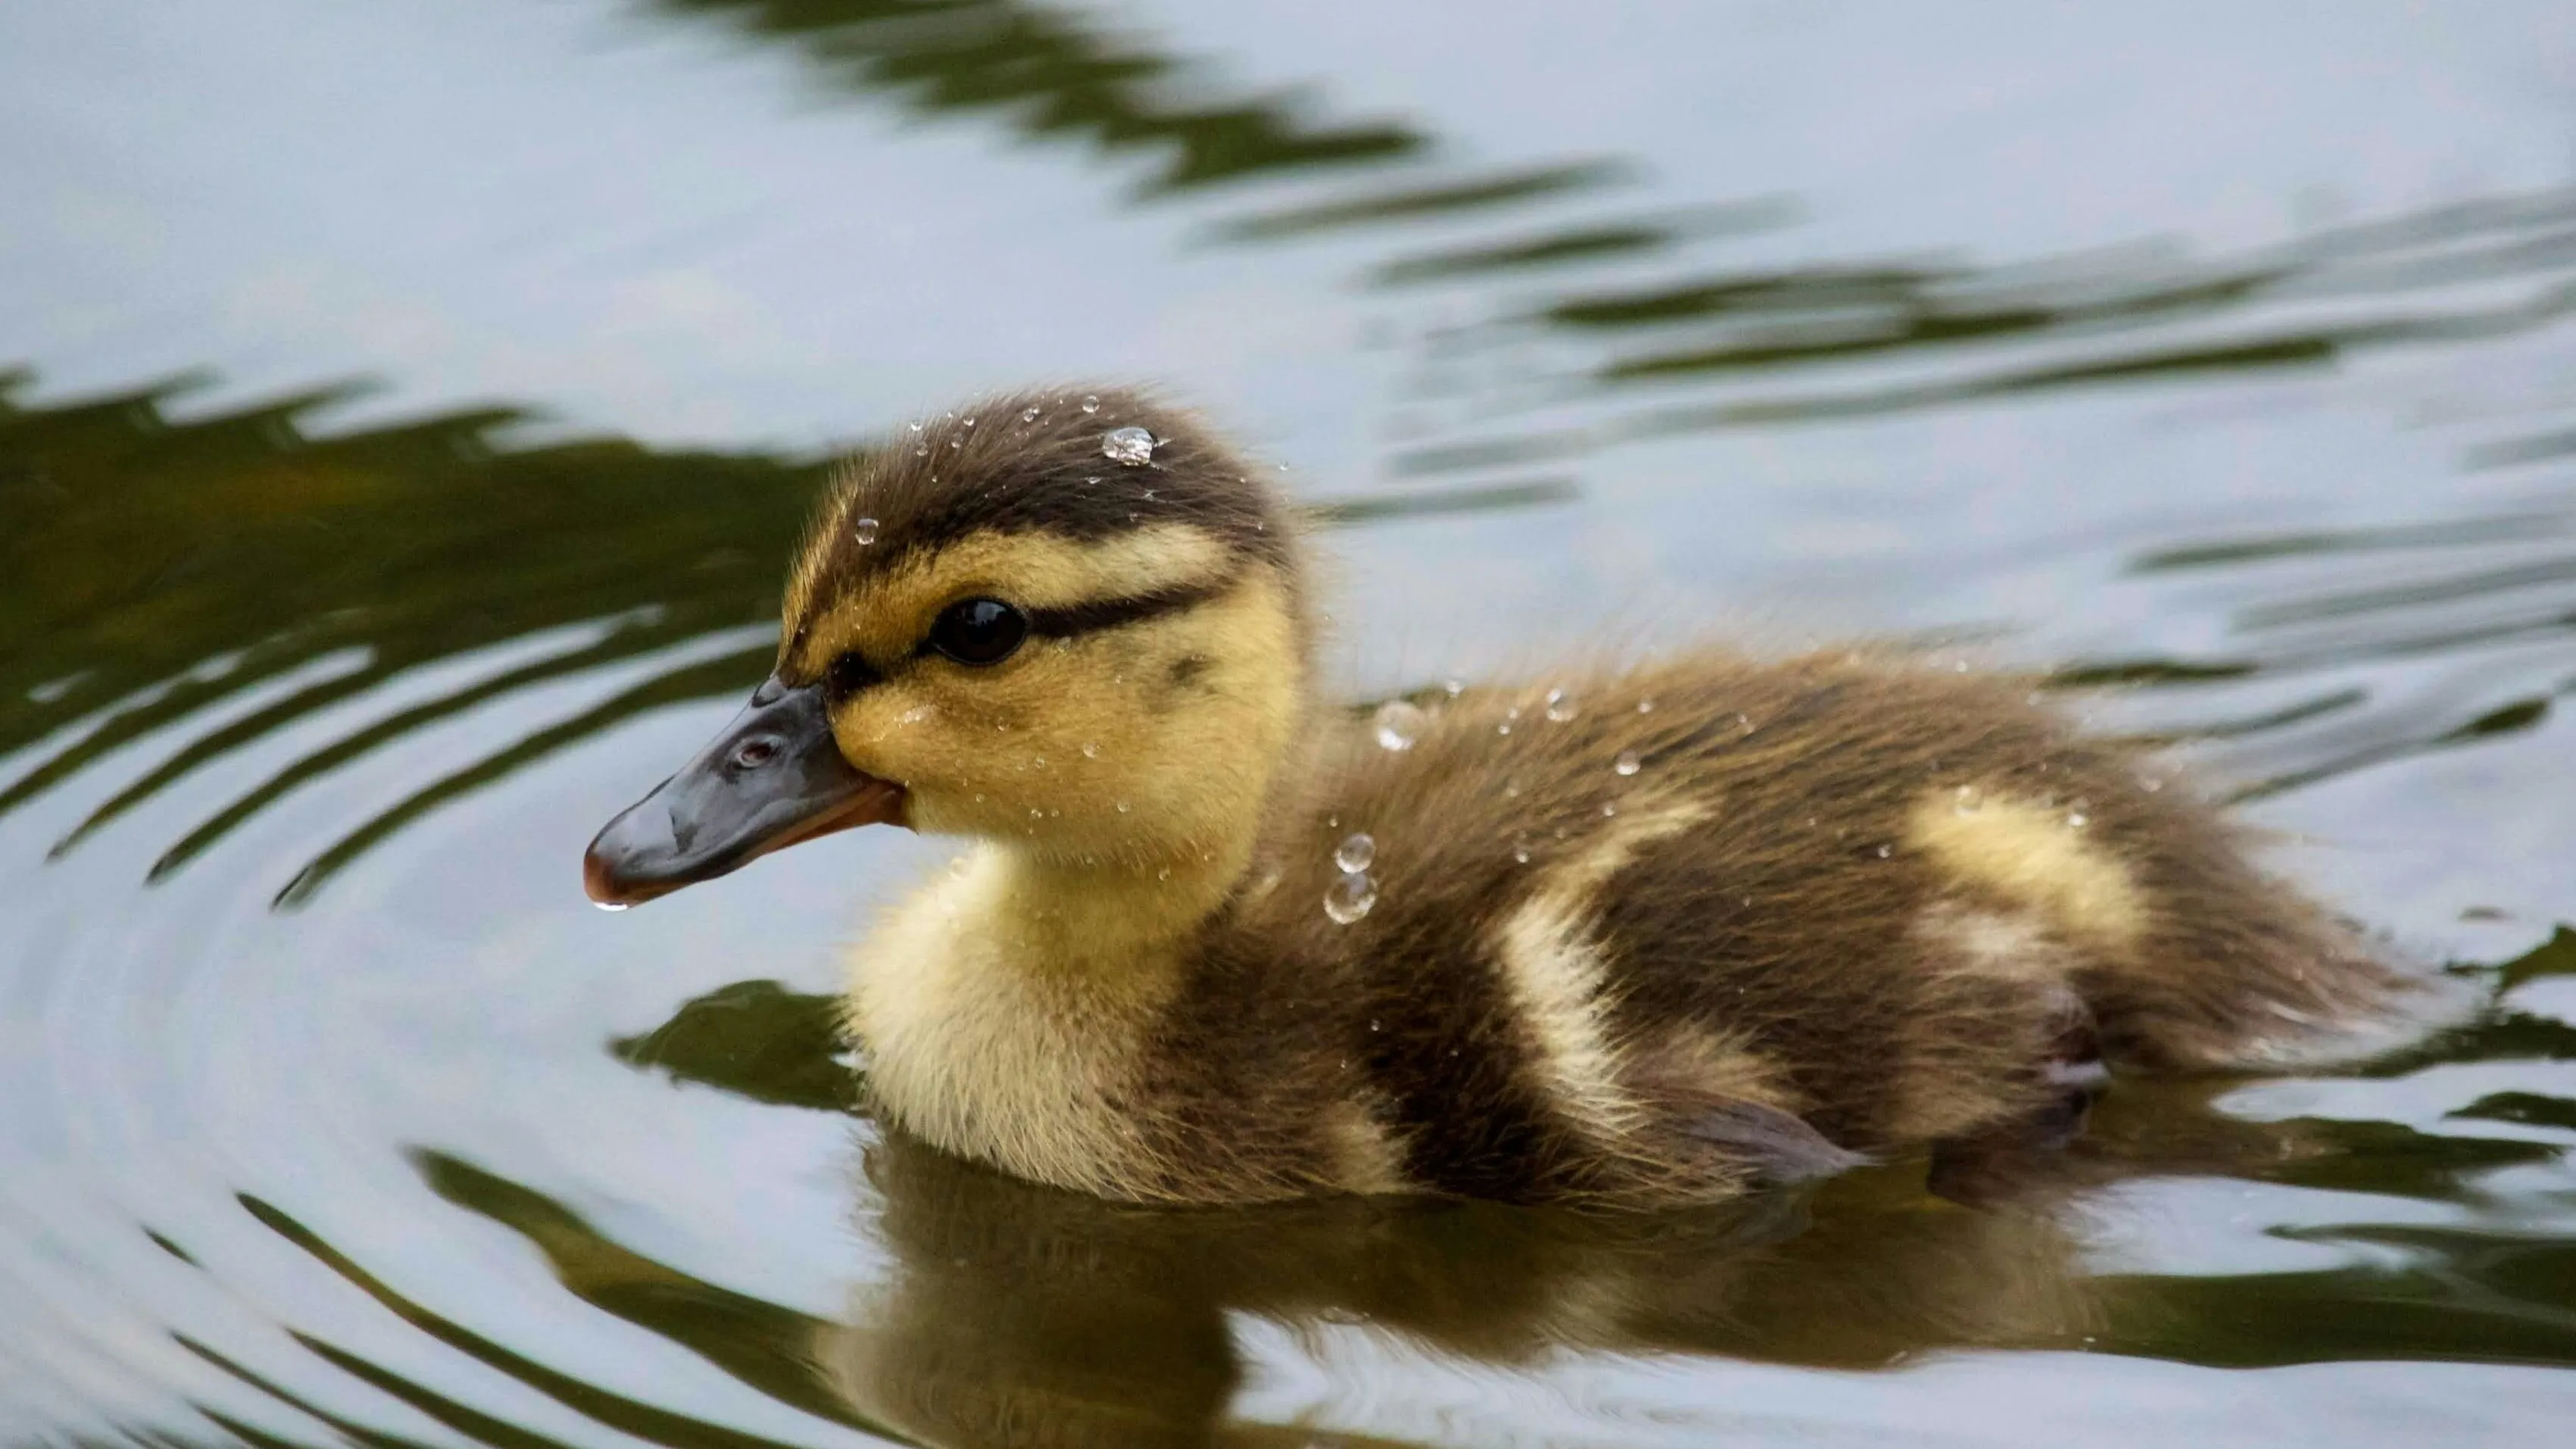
[820,1130,2101,1449]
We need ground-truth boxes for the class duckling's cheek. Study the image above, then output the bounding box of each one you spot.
[829,689,938,776]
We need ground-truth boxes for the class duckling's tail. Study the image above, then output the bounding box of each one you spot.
[2081,833,2471,1073]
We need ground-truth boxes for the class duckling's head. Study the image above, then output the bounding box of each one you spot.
[584,389,1313,906]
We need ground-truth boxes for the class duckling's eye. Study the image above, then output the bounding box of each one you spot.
[928,598,1028,666]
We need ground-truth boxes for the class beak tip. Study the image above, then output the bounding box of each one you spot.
[580,846,628,907]
[582,806,673,908]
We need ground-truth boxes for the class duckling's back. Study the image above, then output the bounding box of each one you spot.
[1192,651,2422,1207]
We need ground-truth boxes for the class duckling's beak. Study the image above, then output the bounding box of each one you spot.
[582,676,906,907]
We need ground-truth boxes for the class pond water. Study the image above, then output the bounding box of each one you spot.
[8,2,2576,1444]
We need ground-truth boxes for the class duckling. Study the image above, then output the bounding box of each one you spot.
[583,388,2430,1208]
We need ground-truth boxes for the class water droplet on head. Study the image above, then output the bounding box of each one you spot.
[852,516,879,545]
[1102,426,1156,465]
[1601,801,1618,817]
[593,901,629,913]
[1081,394,1101,414]
[1613,750,1641,776]
[1372,700,1425,751]
[1324,870,1378,925]
[1544,688,1578,723]
[1021,405,1041,422]
[1080,741,1101,759]
[1443,679,1466,698]
[1511,836,1532,863]
[1334,832,1376,873]
[897,704,932,726]
[1953,784,1983,816]
[1636,697,1656,714]
[2066,810,2090,829]
[1113,800,1130,814]
[1875,843,1894,859]
[1157,866,1171,882]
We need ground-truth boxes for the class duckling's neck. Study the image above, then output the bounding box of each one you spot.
[847,838,1260,1195]
[1048,835,1259,942]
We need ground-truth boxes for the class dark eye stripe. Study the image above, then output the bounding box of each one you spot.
[1016,576,1235,641]
[813,575,1241,682]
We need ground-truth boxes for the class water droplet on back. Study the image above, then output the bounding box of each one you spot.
[593,901,629,913]
[1080,741,1101,759]
[1544,688,1578,723]
[1636,697,1656,714]
[1372,700,1425,751]
[1613,749,1641,776]
[1334,832,1375,873]
[1021,405,1041,422]
[1081,394,1101,414]
[1324,870,1378,925]
[1102,426,1156,465]
[852,517,879,545]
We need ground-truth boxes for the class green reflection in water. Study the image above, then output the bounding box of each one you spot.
[640,0,1425,195]
[230,1192,852,1449]
[610,979,855,1113]
[1382,188,2576,476]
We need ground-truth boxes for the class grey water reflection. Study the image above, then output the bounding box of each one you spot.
[9,0,2576,1445]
